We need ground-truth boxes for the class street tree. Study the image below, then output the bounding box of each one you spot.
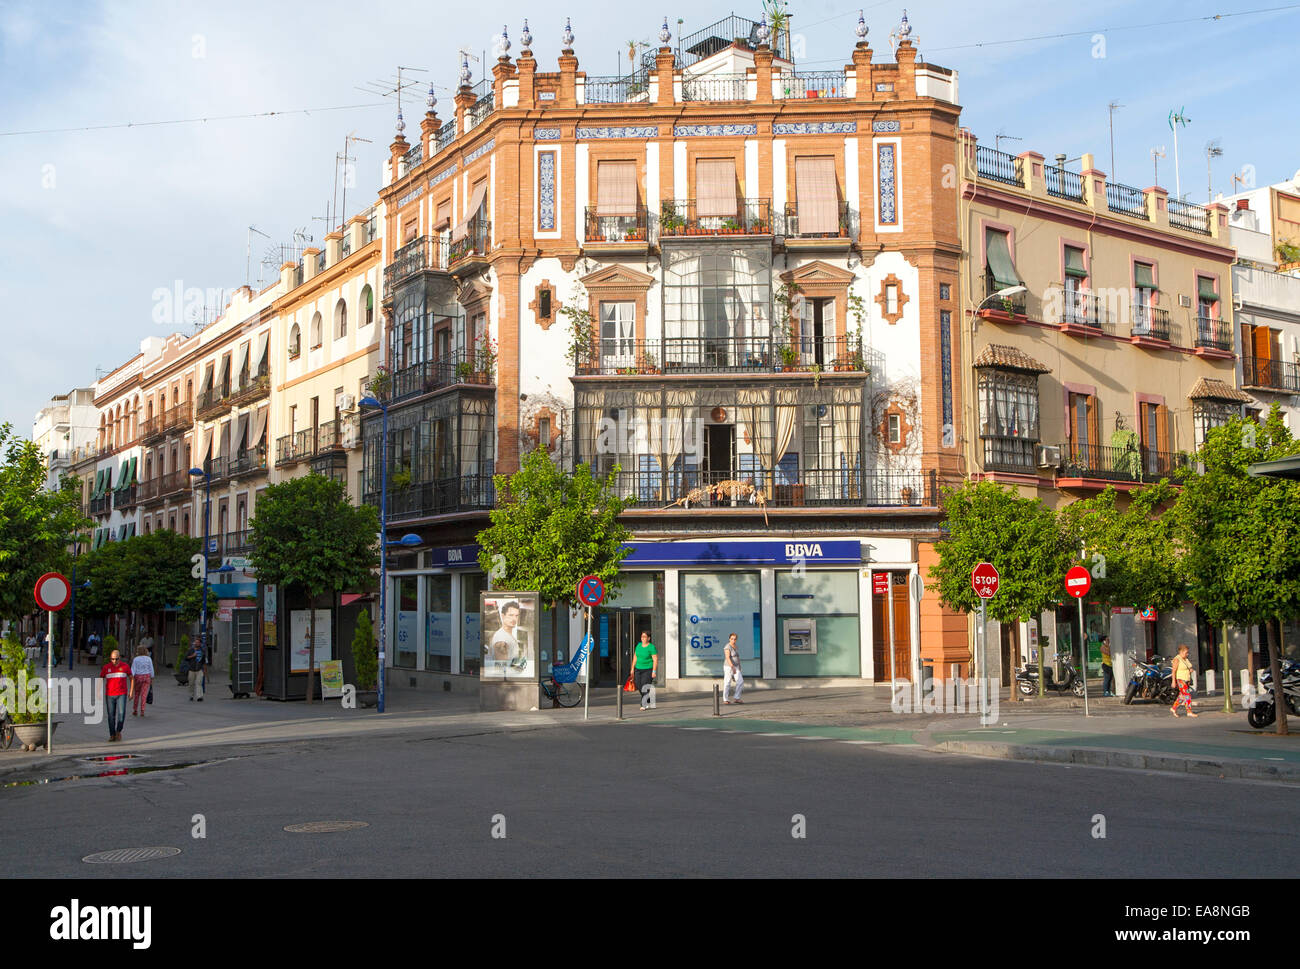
[250,473,379,703]
[0,424,88,625]
[1173,408,1300,732]
[124,530,202,665]
[927,480,1072,682]
[477,448,635,648]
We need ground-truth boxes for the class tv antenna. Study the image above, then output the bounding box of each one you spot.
[1205,140,1224,202]
[1168,107,1190,200]
[994,131,1022,154]
[356,66,427,126]
[1150,146,1166,187]
[245,225,270,289]
[1107,100,1123,180]
[336,131,373,231]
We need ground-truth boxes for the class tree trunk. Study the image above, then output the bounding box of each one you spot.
[1221,622,1233,714]
[1268,617,1287,736]
[307,595,316,705]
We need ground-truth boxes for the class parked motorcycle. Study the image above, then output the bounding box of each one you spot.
[1245,659,1300,729]
[1123,655,1177,705]
[1017,653,1087,697]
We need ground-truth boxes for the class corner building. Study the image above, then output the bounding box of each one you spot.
[367,13,969,691]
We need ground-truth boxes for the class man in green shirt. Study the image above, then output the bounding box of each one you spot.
[633,631,658,710]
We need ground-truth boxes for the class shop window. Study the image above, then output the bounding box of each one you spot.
[425,575,452,673]
[776,570,861,677]
[679,572,760,678]
[394,576,418,669]
[461,573,486,675]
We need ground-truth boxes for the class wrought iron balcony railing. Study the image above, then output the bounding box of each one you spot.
[89,494,111,516]
[434,119,456,154]
[317,412,360,450]
[1106,181,1148,220]
[384,235,450,292]
[609,467,936,508]
[389,350,494,404]
[659,198,771,237]
[681,73,749,101]
[275,429,318,467]
[466,91,494,131]
[1242,356,1300,393]
[1130,303,1171,341]
[403,140,423,171]
[781,201,857,240]
[577,335,867,376]
[775,70,848,99]
[584,206,650,244]
[1044,164,1084,202]
[1195,315,1233,352]
[224,529,253,556]
[448,219,490,270]
[583,75,651,103]
[363,473,496,522]
[228,364,270,407]
[1057,289,1108,329]
[140,469,191,503]
[1168,198,1211,235]
[1060,442,1189,483]
[975,146,1024,187]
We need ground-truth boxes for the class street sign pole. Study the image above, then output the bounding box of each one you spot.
[979,597,987,726]
[1079,594,1089,717]
[583,605,591,722]
[886,572,896,698]
[47,606,54,753]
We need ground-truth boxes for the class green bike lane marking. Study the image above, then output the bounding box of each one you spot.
[933,728,1300,763]
[642,718,921,745]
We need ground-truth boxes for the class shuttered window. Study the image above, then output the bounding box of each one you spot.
[985,229,1019,289]
[795,156,838,235]
[696,158,737,217]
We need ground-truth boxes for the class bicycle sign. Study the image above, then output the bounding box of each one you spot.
[576,575,605,608]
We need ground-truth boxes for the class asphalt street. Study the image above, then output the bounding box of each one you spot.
[3,718,1297,877]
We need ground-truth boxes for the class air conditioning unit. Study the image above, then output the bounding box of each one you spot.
[1178,294,1192,308]
[338,393,356,411]
[341,427,358,449]
[1036,444,1063,469]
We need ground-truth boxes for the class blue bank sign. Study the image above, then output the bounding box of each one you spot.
[622,540,861,567]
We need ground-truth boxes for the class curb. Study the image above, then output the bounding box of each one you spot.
[934,739,1300,784]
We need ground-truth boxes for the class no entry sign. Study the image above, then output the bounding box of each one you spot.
[34,572,71,611]
[1065,566,1092,599]
[872,572,890,595]
[576,575,606,608]
[970,562,999,599]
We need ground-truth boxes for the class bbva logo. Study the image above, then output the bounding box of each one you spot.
[785,543,824,559]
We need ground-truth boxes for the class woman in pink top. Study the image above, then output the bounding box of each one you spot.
[130,644,155,717]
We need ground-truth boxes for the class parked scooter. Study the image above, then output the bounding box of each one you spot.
[1017,652,1087,697]
[1245,659,1300,729]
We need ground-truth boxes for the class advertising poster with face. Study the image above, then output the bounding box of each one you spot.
[480,592,538,681]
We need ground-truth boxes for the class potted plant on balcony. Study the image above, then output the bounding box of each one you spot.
[900,485,916,504]
[390,465,412,491]
[472,334,498,383]
[777,342,799,372]
[721,218,741,234]
[636,351,659,375]
[367,367,392,401]
[659,202,684,236]
[559,287,598,372]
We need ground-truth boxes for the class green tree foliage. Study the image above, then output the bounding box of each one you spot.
[1172,408,1300,731]
[0,424,89,622]
[249,473,379,702]
[351,608,377,691]
[1058,481,1184,614]
[928,480,1072,625]
[477,449,635,609]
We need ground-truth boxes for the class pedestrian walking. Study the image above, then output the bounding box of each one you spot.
[1171,644,1198,718]
[100,649,131,741]
[130,644,154,718]
[633,630,657,710]
[722,632,744,705]
[1100,636,1114,697]
[186,638,206,702]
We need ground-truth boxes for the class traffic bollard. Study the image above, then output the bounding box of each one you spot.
[713,684,720,717]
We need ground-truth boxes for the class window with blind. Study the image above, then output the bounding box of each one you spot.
[794,156,839,235]
[977,369,1040,471]
[1068,392,1098,460]
[1132,261,1156,332]
[696,158,738,217]
[596,161,638,215]
[984,228,1019,292]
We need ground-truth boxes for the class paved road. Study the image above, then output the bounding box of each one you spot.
[4,718,1297,878]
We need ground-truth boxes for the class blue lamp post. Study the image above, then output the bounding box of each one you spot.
[360,396,389,712]
[188,466,213,669]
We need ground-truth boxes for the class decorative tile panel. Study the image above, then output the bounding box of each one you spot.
[397,185,425,208]
[872,120,901,132]
[940,311,953,432]
[672,123,758,137]
[877,143,897,226]
[772,121,857,135]
[534,127,563,140]
[538,151,556,232]
[465,138,495,165]
[575,125,661,140]
[429,163,458,187]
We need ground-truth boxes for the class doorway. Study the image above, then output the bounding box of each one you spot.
[705,424,733,481]
[871,572,911,681]
[595,607,654,687]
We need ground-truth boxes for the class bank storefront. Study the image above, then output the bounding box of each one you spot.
[384,536,920,690]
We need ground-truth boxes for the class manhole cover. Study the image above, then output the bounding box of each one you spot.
[82,754,142,763]
[82,847,182,864]
[284,821,369,833]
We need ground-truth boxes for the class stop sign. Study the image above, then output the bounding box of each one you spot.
[1065,565,1092,599]
[970,562,999,599]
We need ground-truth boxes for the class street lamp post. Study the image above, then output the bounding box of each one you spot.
[68,531,80,670]
[189,466,212,674]
[360,396,389,713]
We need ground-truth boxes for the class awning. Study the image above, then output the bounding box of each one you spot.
[432,217,450,232]
[340,593,370,607]
[1064,246,1088,278]
[1198,277,1219,303]
[218,421,231,460]
[985,229,1019,288]
[126,455,138,486]
[696,158,737,217]
[232,413,249,455]
[250,405,269,448]
[234,341,249,381]
[1187,377,1251,403]
[92,468,104,498]
[795,156,838,234]
[452,180,488,242]
[200,362,213,393]
[199,427,213,465]
[1134,263,1155,289]
[216,353,229,389]
[596,160,638,216]
[254,331,269,371]
[972,343,1052,374]
[115,460,129,491]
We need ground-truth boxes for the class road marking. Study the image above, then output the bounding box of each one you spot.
[793,735,832,741]
[680,726,716,731]
[757,732,791,737]
[1265,757,1285,761]
[839,740,883,745]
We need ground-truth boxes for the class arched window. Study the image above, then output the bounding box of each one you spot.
[311,312,323,349]
[334,298,347,340]
[361,285,374,326]
[289,322,302,358]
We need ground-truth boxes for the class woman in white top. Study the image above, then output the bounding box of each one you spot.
[130,644,155,718]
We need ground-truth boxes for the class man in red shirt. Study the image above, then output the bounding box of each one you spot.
[100,649,131,742]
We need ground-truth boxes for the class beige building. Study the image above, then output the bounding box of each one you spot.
[958,132,1241,683]
[269,206,382,497]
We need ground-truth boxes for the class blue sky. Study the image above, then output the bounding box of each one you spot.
[3,0,1297,436]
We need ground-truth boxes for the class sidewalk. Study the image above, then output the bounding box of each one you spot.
[6,669,1298,784]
